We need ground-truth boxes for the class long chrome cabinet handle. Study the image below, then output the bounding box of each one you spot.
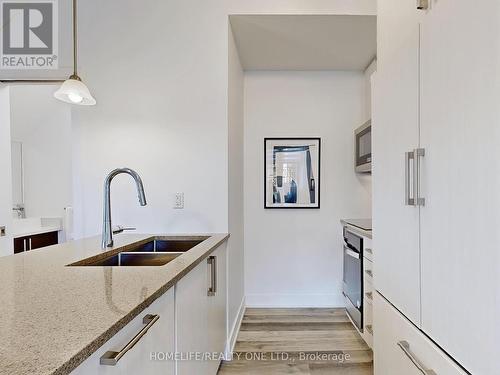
[414,148,425,206]
[397,340,437,375]
[405,151,416,206]
[100,314,160,366]
[207,256,217,296]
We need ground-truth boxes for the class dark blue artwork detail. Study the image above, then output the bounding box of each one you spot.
[273,185,281,203]
[284,180,297,203]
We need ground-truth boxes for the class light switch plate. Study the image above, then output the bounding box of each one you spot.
[174,193,184,209]
[0,226,5,237]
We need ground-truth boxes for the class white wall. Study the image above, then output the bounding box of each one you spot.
[73,0,376,236]
[356,58,377,209]
[244,71,371,307]
[72,0,376,339]
[0,86,13,257]
[363,59,377,122]
[227,25,245,346]
[10,85,72,219]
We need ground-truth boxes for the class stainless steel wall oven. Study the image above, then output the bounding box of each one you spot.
[343,227,363,331]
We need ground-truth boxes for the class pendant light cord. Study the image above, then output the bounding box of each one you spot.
[73,0,77,76]
[69,0,82,81]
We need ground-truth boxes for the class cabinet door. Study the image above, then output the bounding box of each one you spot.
[29,231,58,250]
[72,288,175,375]
[419,1,500,374]
[373,0,422,325]
[176,259,210,375]
[374,292,466,375]
[207,245,227,373]
[13,237,27,254]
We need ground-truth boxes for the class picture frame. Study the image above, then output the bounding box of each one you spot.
[264,137,321,209]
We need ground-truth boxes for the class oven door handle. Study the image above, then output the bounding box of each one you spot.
[344,246,360,260]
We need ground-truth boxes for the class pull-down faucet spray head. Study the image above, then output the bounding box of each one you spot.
[102,168,147,249]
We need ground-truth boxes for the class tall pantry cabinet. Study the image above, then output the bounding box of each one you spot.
[374,1,500,375]
[373,0,422,326]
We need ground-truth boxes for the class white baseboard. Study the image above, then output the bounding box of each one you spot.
[225,296,246,359]
[245,293,344,308]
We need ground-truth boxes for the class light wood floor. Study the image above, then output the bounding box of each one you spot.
[218,308,373,375]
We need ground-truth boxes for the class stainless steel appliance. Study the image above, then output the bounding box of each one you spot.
[343,227,363,331]
[355,120,372,173]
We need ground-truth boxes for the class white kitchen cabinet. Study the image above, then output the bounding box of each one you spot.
[419,1,500,374]
[362,258,373,349]
[374,292,466,375]
[176,244,227,375]
[72,288,175,375]
[206,245,228,374]
[375,0,500,374]
[175,259,210,375]
[72,245,227,375]
[373,0,422,325]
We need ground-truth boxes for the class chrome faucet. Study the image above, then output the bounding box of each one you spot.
[12,204,25,219]
[102,168,147,248]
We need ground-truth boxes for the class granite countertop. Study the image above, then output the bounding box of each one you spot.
[340,218,372,239]
[0,233,229,375]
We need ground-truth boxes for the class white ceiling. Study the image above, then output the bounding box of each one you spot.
[229,15,377,71]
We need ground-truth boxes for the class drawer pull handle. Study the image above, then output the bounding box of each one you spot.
[365,270,373,277]
[100,314,160,365]
[365,292,373,300]
[397,340,437,375]
[365,248,373,254]
[207,256,217,296]
[365,324,373,335]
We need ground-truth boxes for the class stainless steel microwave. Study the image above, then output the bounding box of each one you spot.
[355,120,372,173]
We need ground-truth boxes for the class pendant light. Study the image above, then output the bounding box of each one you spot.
[54,0,96,105]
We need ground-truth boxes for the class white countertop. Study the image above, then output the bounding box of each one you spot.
[11,217,62,238]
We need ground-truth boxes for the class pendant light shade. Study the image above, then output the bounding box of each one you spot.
[54,0,96,105]
[54,75,96,105]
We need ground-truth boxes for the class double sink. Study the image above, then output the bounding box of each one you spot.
[69,238,205,267]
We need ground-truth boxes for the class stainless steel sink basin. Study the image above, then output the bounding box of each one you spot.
[67,237,208,267]
[78,252,183,267]
[129,239,204,253]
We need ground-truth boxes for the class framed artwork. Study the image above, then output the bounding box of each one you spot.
[264,137,321,209]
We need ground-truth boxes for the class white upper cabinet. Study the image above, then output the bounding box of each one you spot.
[419,1,500,374]
[373,0,422,325]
